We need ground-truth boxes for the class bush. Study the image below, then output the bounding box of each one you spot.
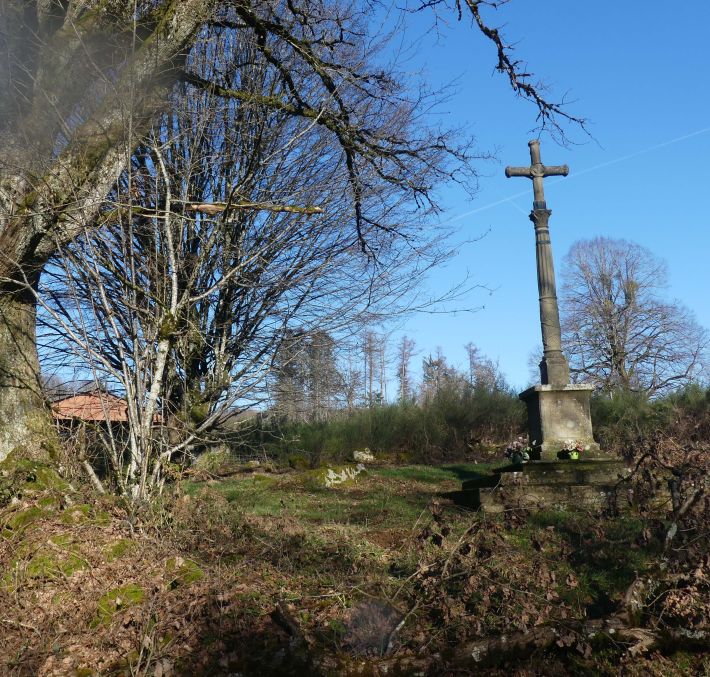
[591,384,710,456]
[235,383,526,465]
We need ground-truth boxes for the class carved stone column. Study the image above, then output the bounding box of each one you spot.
[530,207,569,387]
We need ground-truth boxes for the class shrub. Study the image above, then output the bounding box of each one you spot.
[591,384,710,456]
[234,384,526,465]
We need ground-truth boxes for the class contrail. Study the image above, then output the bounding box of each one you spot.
[442,126,710,225]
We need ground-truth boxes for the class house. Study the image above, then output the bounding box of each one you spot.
[51,392,130,423]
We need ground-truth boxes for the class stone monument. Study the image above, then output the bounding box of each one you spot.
[505,140,599,460]
[451,141,626,513]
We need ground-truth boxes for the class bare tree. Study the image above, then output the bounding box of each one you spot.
[363,331,378,407]
[396,336,417,402]
[561,238,708,396]
[37,25,470,494]
[0,0,584,463]
[464,341,506,391]
[420,347,457,402]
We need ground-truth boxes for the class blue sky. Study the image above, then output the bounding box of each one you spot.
[388,1,710,390]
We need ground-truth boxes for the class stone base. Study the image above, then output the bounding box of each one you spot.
[520,383,607,460]
[451,459,630,513]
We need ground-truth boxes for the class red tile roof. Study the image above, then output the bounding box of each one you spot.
[52,393,129,422]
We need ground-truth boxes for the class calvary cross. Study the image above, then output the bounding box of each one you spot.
[505,140,568,210]
[505,139,570,387]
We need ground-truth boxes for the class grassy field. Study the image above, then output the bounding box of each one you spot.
[185,463,494,529]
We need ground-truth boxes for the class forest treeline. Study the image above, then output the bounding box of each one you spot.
[227,330,710,466]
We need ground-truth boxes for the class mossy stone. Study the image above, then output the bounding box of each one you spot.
[61,504,91,524]
[59,503,110,526]
[0,456,69,507]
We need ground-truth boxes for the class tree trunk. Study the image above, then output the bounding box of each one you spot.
[0,285,56,463]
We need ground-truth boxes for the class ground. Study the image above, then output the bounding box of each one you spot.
[1,460,707,675]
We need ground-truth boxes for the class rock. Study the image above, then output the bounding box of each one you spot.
[353,448,375,463]
[322,464,366,487]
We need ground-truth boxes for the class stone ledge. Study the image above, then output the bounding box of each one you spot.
[453,459,630,513]
[518,383,595,398]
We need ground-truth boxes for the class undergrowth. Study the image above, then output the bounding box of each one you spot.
[2,456,707,675]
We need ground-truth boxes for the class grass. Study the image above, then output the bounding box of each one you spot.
[184,463,495,532]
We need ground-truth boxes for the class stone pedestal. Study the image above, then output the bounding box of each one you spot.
[451,460,630,513]
[519,384,604,460]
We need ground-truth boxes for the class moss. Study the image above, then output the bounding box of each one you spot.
[50,533,74,547]
[158,313,177,340]
[3,505,47,535]
[0,456,70,507]
[166,556,204,588]
[25,409,62,461]
[38,495,61,509]
[189,402,210,425]
[3,535,86,585]
[61,504,91,524]
[92,584,145,627]
[251,474,278,489]
[25,548,85,580]
[59,503,109,526]
[105,538,135,562]
[0,410,63,465]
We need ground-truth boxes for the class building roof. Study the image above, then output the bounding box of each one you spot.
[52,393,129,422]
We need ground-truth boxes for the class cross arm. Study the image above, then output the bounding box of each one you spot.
[505,166,533,178]
[541,165,569,178]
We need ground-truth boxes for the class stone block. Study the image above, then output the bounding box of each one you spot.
[519,384,606,460]
[454,459,630,513]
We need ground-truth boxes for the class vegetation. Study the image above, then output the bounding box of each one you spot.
[561,238,708,395]
[0,3,707,675]
[1,448,707,675]
[591,383,710,456]
[236,383,525,466]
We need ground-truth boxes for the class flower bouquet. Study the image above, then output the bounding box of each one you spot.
[561,439,590,460]
[505,436,533,465]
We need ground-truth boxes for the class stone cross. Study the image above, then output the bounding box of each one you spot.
[505,140,570,386]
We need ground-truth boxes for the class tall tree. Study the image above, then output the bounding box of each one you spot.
[465,341,505,391]
[561,238,708,395]
[396,336,416,402]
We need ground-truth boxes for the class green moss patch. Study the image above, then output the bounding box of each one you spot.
[25,548,85,580]
[60,503,91,524]
[59,503,110,526]
[3,534,87,586]
[92,584,145,627]
[0,457,70,507]
[2,505,48,537]
[166,556,204,588]
[105,538,136,562]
